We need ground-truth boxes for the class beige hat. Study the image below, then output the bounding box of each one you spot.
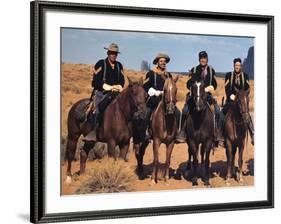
[153,53,170,65]
[104,43,120,53]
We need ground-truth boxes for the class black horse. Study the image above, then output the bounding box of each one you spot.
[185,81,215,186]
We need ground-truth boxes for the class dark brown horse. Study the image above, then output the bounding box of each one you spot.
[224,88,250,185]
[65,78,147,184]
[150,76,179,184]
[185,81,215,186]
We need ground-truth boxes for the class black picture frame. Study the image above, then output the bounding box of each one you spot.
[30,1,274,223]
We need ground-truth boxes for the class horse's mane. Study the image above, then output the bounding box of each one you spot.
[113,83,138,111]
[163,76,176,90]
[116,86,130,101]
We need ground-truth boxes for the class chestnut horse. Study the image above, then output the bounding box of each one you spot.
[65,78,147,184]
[224,88,250,185]
[150,76,179,184]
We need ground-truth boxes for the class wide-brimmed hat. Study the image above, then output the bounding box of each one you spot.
[104,43,120,53]
[153,53,170,65]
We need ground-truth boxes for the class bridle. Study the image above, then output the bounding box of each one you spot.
[235,93,250,125]
[192,81,207,112]
[163,78,176,115]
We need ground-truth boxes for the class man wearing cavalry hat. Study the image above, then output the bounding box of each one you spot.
[224,57,254,145]
[84,43,125,141]
[176,51,223,146]
[143,53,181,138]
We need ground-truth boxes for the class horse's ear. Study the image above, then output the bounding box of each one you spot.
[127,76,133,86]
[173,75,179,83]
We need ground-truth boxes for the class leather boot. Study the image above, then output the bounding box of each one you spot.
[175,113,187,143]
[214,105,224,147]
[83,110,99,142]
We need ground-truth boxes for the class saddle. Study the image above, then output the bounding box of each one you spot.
[81,92,118,134]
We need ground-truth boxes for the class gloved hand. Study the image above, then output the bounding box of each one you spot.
[204,85,214,93]
[112,85,123,92]
[103,83,123,92]
[230,94,236,101]
[148,87,163,97]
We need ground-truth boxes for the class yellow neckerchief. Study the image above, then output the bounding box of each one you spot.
[152,66,169,78]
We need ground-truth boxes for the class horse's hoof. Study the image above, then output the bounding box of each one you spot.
[238,177,244,185]
[150,179,157,185]
[164,177,170,185]
[192,182,198,186]
[75,171,81,176]
[192,178,198,186]
[225,179,231,186]
[138,174,145,180]
[65,176,72,185]
[205,183,211,188]
[204,180,211,187]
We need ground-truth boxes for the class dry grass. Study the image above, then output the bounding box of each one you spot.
[75,158,138,194]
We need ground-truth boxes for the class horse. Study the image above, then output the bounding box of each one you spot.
[64,78,147,184]
[185,81,215,186]
[223,88,250,185]
[148,75,179,184]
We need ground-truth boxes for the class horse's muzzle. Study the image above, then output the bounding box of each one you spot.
[242,112,250,124]
[133,106,147,121]
[166,103,176,115]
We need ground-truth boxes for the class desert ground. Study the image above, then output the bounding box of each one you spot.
[61,63,254,195]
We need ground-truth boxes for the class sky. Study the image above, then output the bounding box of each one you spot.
[61,28,254,73]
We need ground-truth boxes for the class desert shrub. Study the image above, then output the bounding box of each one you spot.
[75,158,137,194]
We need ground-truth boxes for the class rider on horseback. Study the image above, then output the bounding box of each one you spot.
[143,53,181,138]
[223,57,254,145]
[176,51,224,145]
[84,43,125,141]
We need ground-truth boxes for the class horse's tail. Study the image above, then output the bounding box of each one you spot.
[64,98,91,165]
